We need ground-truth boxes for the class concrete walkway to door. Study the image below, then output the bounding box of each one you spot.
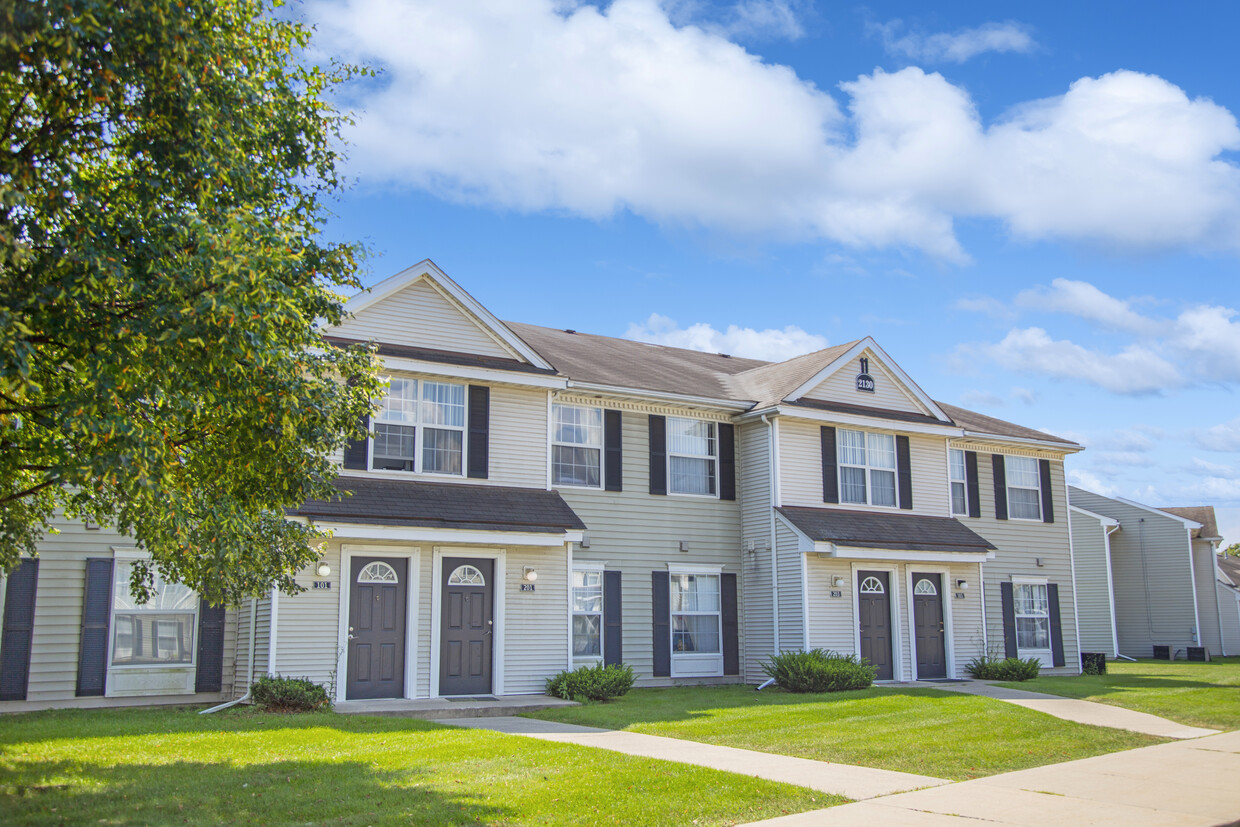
[923,680,1219,739]
[451,715,948,800]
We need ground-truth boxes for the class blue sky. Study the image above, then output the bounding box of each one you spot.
[302,1,1240,545]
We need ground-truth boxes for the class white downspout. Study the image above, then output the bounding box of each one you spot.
[761,415,779,654]
[201,597,258,714]
[1209,539,1226,656]
[1062,469,1083,673]
[1103,522,1121,658]
[267,585,280,675]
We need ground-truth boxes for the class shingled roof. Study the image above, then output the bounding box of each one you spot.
[293,477,586,534]
[1159,506,1221,539]
[776,506,996,553]
[936,401,1078,446]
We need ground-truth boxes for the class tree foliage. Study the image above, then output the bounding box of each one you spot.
[1224,543,1240,558]
[0,0,381,604]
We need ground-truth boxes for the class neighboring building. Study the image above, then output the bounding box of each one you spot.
[1068,489,1234,658]
[1216,555,1240,657]
[1,260,1088,710]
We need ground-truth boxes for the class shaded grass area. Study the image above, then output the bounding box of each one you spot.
[0,707,836,825]
[998,658,1240,731]
[527,686,1163,781]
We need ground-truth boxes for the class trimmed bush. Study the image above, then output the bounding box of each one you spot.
[546,662,635,702]
[251,674,331,712]
[964,655,1042,681]
[761,649,877,693]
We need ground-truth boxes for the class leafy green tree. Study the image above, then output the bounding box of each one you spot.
[0,0,381,604]
[1223,543,1240,558]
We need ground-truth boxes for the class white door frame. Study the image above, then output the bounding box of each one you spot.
[905,567,956,680]
[850,562,904,682]
[336,545,421,704]
[429,547,506,698]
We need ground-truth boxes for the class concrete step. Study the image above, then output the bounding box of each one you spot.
[334,695,579,720]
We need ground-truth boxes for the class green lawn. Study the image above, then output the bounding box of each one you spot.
[527,686,1163,781]
[0,707,835,826]
[997,657,1240,731]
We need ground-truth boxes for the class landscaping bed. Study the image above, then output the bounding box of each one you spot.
[526,685,1163,780]
[0,706,835,825]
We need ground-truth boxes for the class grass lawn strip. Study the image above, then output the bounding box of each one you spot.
[527,685,1162,781]
[996,657,1240,732]
[0,707,837,826]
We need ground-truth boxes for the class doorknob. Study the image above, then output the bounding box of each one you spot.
[348,634,355,640]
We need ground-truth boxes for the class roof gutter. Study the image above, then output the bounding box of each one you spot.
[958,430,1084,453]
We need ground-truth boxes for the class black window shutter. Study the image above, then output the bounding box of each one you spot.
[1039,459,1054,523]
[1048,583,1066,667]
[604,410,623,492]
[820,426,838,504]
[342,413,370,470]
[76,558,113,697]
[603,570,623,666]
[648,415,667,496]
[999,582,1018,658]
[0,558,39,701]
[651,571,670,676]
[992,454,1008,520]
[467,385,490,479]
[965,451,981,518]
[721,572,739,676]
[895,435,913,510]
[719,423,736,501]
[195,600,227,693]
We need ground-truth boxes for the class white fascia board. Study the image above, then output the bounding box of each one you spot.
[337,260,556,371]
[1115,497,1204,529]
[1069,505,1120,529]
[380,355,568,390]
[775,509,816,553]
[783,338,952,423]
[773,404,965,437]
[564,381,754,412]
[298,519,582,547]
[958,430,1084,454]
[814,542,995,563]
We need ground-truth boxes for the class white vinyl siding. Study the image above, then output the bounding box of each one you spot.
[738,422,774,683]
[800,350,930,415]
[1070,510,1118,656]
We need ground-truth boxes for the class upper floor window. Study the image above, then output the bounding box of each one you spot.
[949,449,967,515]
[372,377,465,475]
[668,417,716,496]
[553,404,603,487]
[1005,456,1042,520]
[838,429,896,507]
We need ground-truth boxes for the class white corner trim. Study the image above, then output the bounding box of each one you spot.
[267,585,279,676]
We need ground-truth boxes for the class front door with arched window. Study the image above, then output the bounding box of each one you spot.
[857,570,893,680]
[912,573,946,678]
[347,557,408,700]
[440,557,495,696]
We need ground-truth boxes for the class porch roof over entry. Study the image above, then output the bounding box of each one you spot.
[292,477,587,535]
[776,506,996,555]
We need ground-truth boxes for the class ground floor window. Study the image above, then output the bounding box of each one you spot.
[571,569,603,658]
[670,573,720,654]
[111,561,197,666]
[1013,582,1051,652]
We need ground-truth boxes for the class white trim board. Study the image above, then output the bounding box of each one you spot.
[299,521,582,547]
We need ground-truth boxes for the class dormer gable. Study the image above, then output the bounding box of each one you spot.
[329,260,554,371]
[784,338,951,422]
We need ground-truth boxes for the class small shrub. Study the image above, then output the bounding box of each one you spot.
[251,674,331,712]
[761,649,877,693]
[546,662,635,702]
[964,655,1042,681]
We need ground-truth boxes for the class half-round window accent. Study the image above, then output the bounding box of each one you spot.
[448,565,486,587]
[914,579,937,596]
[357,562,399,584]
[859,576,885,594]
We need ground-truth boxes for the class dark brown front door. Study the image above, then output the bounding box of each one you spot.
[440,557,494,696]
[858,570,893,680]
[347,557,408,700]
[913,573,946,679]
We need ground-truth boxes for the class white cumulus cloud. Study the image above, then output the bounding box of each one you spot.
[624,313,829,360]
[1197,417,1240,452]
[1067,469,1116,496]
[874,20,1036,63]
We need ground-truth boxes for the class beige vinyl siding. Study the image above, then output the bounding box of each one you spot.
[1192,541,1223,655]
[964,455,1080,674]
[332,277,517,359]
[778,419,949,517]
[775,522,806,651]
[1218,582,1240,656]
[502,546,569,694]
[1068,488,1198,658]
[1070,511,1118,656]
[800,349,928,415]
[805,557,856,654]
[270,546,349,692]
[738,421,774,683]
[558,408,744,687]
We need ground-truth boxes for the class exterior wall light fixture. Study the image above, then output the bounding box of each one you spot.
[956,579,969,589]
[316,561,331,578]
[832,576,846,587]
[523,566,539,583]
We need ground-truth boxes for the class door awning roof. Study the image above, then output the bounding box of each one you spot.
[776,506,996,555]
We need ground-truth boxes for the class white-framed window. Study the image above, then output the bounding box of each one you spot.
[1013,581,1051,653]
[553,404,603,488]
[571,569,604,658]
[670,573,721,655]
[668,417,717,496]
[839,429,897,507]
[111,561,197,667]
[949,448,968,516]
[1005,456,1042,520]
[371,377,466,475]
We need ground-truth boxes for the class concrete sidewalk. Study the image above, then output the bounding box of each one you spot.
[746,729,1240,825]
[452,715,948,800]
[930,681,1219,739]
